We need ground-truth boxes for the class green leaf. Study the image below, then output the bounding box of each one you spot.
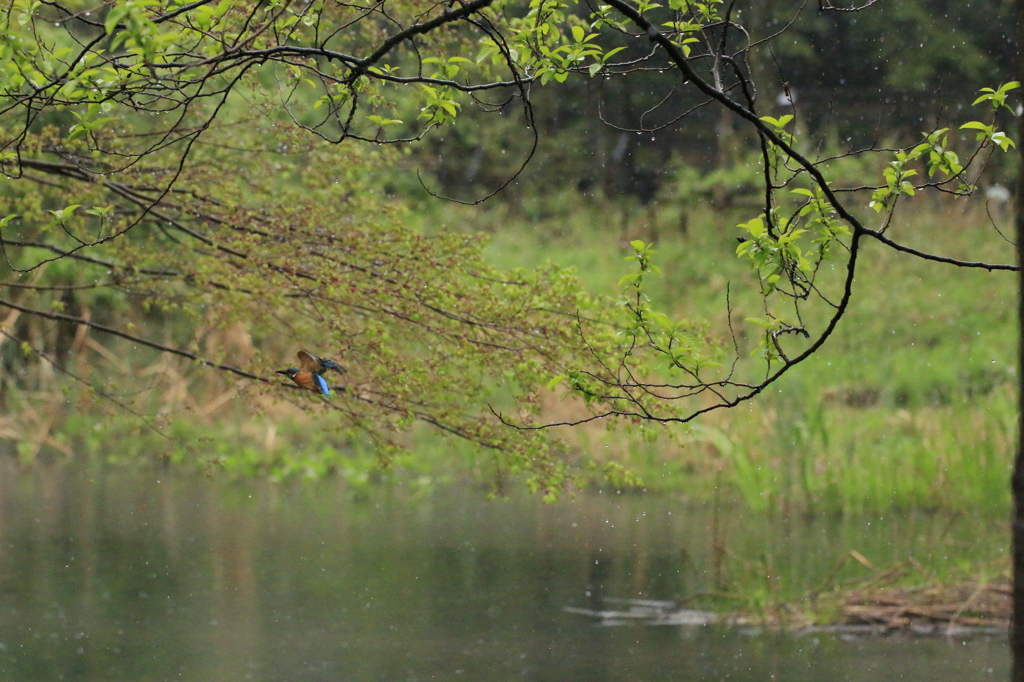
[50,204,81,220]
[737,216,765,238]
[368,115,402,126]
[991,132,1016,151]
[602,47,625,62]
[105,6,128,34]
[546,375,568,391]
[647,311,672,329]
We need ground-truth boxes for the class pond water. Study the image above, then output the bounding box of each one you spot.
[0,460,1008,681]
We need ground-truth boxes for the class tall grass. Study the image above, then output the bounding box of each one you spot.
[698,385,1015,515]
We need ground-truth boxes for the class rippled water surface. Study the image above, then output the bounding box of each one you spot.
[0,460,1008,681]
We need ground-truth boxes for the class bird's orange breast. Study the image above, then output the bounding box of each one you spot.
[292,370,319,392]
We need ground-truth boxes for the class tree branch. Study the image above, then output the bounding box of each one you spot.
[0,296,267,382]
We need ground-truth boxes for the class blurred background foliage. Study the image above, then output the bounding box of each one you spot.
[409,0,1016,206]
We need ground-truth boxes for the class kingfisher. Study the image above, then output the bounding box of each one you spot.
[277,350,347,397]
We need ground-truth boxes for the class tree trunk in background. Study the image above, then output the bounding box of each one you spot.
[1014,4,1024,680]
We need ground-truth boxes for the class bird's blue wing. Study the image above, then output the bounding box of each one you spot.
[322,358,347,375]
[314,373,331,397]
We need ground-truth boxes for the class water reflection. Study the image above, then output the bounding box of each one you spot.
[0,459,1007,681]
